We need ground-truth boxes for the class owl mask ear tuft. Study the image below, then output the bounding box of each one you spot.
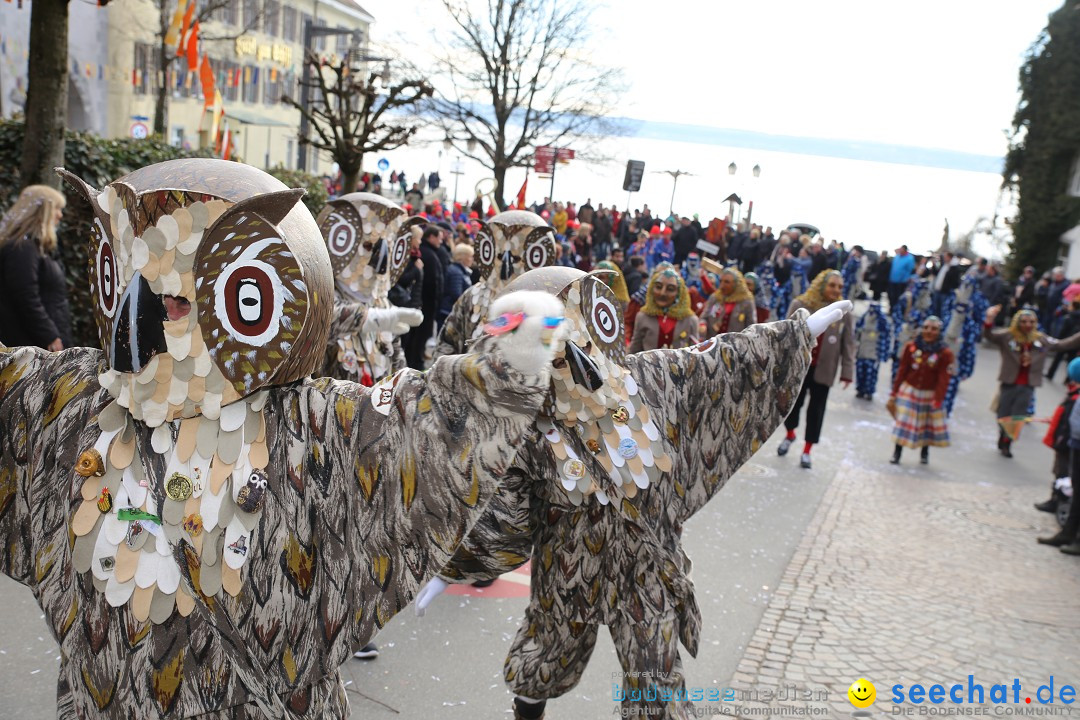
[224,188,306,227]
[55,167,100,205]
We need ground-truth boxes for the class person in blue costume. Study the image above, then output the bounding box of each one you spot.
[855,302,892,400]
[942,270,990,415]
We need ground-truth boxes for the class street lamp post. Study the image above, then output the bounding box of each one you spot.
[450,157,464,206]
[658,169,693,216]
[727,162,761,226]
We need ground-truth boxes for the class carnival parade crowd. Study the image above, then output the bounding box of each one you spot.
[0,163,1078,720]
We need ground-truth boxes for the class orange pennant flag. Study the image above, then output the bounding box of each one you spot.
[177,0,195,56]
[186,20,200,72]
[199,54,215,108]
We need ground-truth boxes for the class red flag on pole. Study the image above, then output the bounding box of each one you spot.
[186,21,200,72]
[177,0,195,56]
[516,176,527,209]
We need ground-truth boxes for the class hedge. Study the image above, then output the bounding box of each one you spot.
[0,119,327,348]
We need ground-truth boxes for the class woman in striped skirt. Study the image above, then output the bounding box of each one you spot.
[888,316,954,464]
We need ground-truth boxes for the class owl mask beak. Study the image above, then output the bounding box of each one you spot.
[111,271,168,373]
[565,340,603,392]
[369,238,388,275]
[500,249,515,281]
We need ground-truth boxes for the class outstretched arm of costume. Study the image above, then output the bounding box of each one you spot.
[1048,329,1080,354]
[436,459,537,584]
[329,300,368,340]
[626,310,814,522]
[0,345,97,584]
[315,291,562,644]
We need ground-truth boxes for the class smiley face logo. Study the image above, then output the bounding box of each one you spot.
[848,678,876,708]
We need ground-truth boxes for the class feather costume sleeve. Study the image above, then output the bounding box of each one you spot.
[625,311,813,522]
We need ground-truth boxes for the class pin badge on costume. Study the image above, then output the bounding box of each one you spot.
[562,459,586,481]
[612,406,630,424]
[97,488,113,513]
[618,438,639,459]
[165,472,194,501]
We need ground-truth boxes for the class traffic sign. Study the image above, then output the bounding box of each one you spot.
[130,122,149,140]
[377,158,390,171]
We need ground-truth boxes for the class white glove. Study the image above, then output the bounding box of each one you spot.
[807,300,853,337]
[486,291,566,378]
[415,577,449,617]
[363,307,424,336]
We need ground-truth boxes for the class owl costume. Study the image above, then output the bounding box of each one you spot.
[435,267,815,719]
[0,159,561,719]
[436,209,556,357]
[855,302,892,398]
[317,192,425,384]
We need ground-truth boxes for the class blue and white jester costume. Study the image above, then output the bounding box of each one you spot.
[855,302,892,398]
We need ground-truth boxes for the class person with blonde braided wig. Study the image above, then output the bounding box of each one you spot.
[595,259,630,315]
[984,305,1080,457]
[888,316,954,465]
[629,264,699,352]
[779,269,856,469]
[0,184,71,350]
[702,266,756,337]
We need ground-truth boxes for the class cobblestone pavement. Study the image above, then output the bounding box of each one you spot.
[726,447,1080,718]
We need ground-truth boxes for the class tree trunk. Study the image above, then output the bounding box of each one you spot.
[493,163,508,212]
[21,0,70,190]
[154,43,170,135]
[342,167,360,195]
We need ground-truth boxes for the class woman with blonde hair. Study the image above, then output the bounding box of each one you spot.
[0,184,71,350]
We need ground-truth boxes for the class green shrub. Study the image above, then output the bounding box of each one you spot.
[266,165,329,218]
[0,120,326,349]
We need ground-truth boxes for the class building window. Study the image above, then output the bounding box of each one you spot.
[264,0,280,37]
[313,20,327,52]
[286,138,295,169]
[170,126,184,148]
[242,0,259,31]
[243,65,260,104]
[282,6,296,42]
[221,59,240,102]
[263,68,283,105]
[133,42,156,96]
[222,0,239,26]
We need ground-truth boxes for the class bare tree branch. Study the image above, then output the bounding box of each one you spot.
[282,51,432,193]
[420,0,626,207]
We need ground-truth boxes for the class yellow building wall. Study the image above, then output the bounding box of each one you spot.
[104,0,371,175]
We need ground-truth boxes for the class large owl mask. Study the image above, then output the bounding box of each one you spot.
[58,158,333,426]
[316,192,424,304]
[498,267,670,506]
[476,210,556,294]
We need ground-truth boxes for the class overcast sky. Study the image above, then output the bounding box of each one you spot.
[363,0,1062,159]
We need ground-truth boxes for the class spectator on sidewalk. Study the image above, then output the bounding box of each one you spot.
[404,183,424,209]
[888,244,916,308]
[1035,362,1080,517]
[1038,357,1080,555]
[404,225,445,370]
[0,184,71,351]
[438,243,474,330]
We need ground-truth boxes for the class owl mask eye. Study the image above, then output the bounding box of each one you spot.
[522,226,555,271]
[196,188,317,397]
